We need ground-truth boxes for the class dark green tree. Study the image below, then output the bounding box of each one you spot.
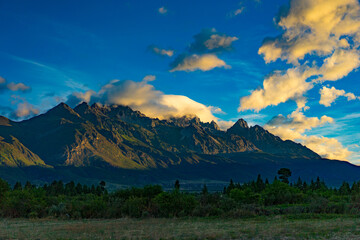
[256,174,265,192]
[277,168,292,184]
[13,182,22,191]
[99,181,106,192]
[0,178,10,205]
[339,181,351,195]
[24,181,32,190]
[174,180,180,191]
[76,183,83,194]
[202,184,208,195]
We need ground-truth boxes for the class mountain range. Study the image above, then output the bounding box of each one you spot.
[0,102,359,188]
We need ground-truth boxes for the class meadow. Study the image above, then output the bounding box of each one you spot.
[2,169,360,239]
[1,215,360,239]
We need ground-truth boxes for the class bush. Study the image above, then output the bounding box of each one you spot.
[262,181,303,206]
[153,191,197,217]
[123,196,146,218]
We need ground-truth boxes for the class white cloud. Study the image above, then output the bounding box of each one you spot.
[204,34,238,51]
[189,28,238,53]
[259,0,360,64]
[0,76,31,93]
[11,102,39,119]
[170,29,236,72]
[266,111,334,133]
[6,82,31,92]
[265,111,350,160]
[150,46,174,57]
[67,78,229,128]
[318,49,360,82]
[170,54,230,72]
[240,0,360,112]
[319,86,358,107]
[158,7,168,14]
[239,66,315,112]
[142,75,156,82]
[217,120,235,130]
[234,8,244,16]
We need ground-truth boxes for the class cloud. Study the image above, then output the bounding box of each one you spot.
[240,0,360,112]
[189,28,238,54]
[265,111,350,160]
[10,101,39,119]
[317,49,360,82]
[0,76,31,93]
[209,106,225,114]
[170,29,237,72]
[217,120,235,130]
[228,7,245,17]
[66,78,228,128]
[266,111,334,133]
[170,54,230,72]
[319,86,358,107]
[239,66,315,112]
[158,7,168,14]
[258,0,360,64]
[142,75,156,82]
[149,45,174,57]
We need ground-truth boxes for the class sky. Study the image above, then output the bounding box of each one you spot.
[1,0,360,163]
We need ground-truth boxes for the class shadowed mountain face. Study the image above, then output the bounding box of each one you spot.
[0,102,358,187]
[0,102,319,168]
[227,119,320,159]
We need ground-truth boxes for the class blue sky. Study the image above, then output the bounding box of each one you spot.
[1,0,360,163]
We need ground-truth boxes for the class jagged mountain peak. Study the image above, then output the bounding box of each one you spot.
[227,118,249,136]
[0,102,322,169]
[169,115,201,127]
[46,102,80,117]
[209,120,220,131]
[74,101,90,110]
[235,118,249,128]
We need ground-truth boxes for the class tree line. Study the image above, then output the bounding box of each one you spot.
[1,168,360,218]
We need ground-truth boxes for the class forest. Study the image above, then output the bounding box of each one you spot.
[1,168,360,219]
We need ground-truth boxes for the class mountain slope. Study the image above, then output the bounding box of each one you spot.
[0,136,49,167]
[0,102,358,187]
[227,119,320,159]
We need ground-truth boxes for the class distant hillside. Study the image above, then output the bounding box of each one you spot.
[0,102,358,187]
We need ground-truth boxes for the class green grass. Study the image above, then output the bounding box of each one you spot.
[1,216,360,239]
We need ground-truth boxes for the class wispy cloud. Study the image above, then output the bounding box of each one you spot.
[228,7,245,18]
[158,6,168,14]
[148,45,174,57]
[7,54,89,91]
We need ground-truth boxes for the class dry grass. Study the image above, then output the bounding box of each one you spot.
[1,216,360,239]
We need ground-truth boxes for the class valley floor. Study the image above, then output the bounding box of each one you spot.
[1,215,360,239]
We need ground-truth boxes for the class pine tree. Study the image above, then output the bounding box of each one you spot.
[202,184,208,195]
[174,180,180,191]
[256,174,265,192]
[13,182,22,191]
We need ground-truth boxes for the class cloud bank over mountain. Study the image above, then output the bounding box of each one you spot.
[66,77,232,129]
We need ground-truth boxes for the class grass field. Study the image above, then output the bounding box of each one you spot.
[1,215,360,239]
